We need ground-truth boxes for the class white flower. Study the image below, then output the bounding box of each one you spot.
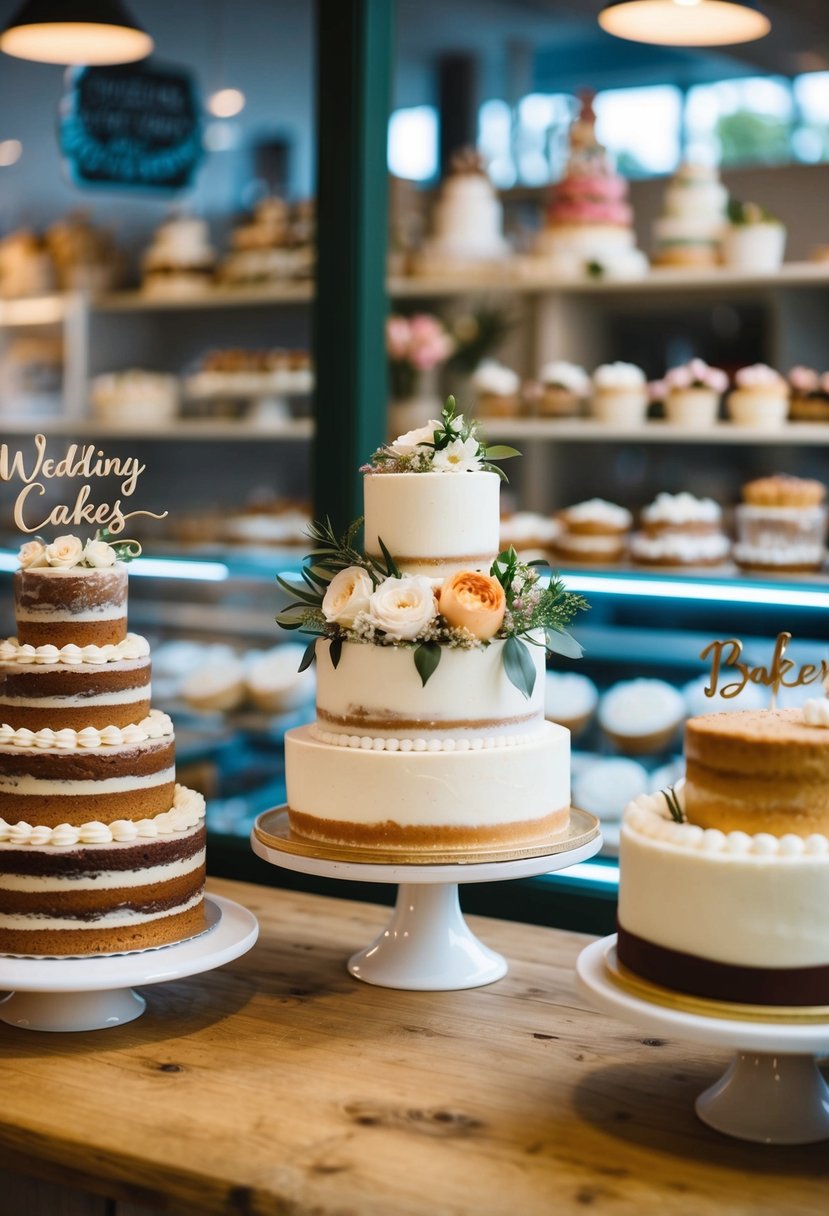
[83,539,117,568]
[431,436,482,473]
[44,535,84,569]
[389,422,441,456]
[321,566,373,628]
[367,575,438,641]
[18,540,48,569]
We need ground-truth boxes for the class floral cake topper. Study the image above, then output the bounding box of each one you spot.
[362,395,519,480]
[18,529,142,570]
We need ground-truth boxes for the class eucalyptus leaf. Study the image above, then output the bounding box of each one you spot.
[483,445,521,460]
[545,628,583,660]
[503,635,536,700]
[298,637,318,673]
[329,636,344,669]
[414,642,442,688]
[377,535,401,579]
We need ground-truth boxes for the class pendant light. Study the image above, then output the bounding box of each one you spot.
[599,0,770,47]
[0,0,153,65]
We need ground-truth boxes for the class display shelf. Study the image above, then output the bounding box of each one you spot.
[0,295,67,326]
[483,418,829,444]
[0,417,313,441]
[93,282,314,311]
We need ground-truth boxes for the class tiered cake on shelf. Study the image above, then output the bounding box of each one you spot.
[279,405,582,851]
[652,163,728,268]
[415,149,511,275]
[534,93,647,279]
[617,702,829,1006]
[0,536,206,956]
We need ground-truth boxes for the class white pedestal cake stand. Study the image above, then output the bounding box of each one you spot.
[252,807,601,991]
[0,895,258,1033]
[577,935,829,1145]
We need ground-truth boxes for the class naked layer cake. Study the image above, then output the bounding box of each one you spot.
[0,536,206,956]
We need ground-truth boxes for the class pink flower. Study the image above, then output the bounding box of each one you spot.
[664,359,727,393]
[735,363,786,389]
[386,315,411,360]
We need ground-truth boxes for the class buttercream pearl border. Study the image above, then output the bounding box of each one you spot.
[311,724,545,752]
[0,633,149,666]
[0,784,205,847]
[0,708,173,751]
[625,791,829,857]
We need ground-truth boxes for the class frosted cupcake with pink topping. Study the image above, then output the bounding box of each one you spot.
[727,364,789,428]
[657,358,728,428]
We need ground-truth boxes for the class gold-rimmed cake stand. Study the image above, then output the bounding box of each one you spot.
[251,807,601,991]
[577,935,829,1145]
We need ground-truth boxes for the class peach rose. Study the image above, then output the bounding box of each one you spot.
[18,540,48,569]
[438,571,505,640]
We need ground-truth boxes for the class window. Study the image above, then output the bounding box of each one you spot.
[685,76,794,168]
[594,85,682,177]
[793,71,829,163]
[387,105,438,182]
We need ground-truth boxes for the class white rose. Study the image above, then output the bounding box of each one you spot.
[367,575,437,641]
[44,535,84,569]
[389,421,441,456]
[83,539,117,568]
[321,566,373,628]
[18,540,48,569]
[431,435,481,473]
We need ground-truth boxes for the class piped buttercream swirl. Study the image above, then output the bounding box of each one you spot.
[0,633,149,666]
[0,785,204,847]
[803,698,829,728]
[0,709,173,751]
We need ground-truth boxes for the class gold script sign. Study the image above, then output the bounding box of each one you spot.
[0,434,167,535]
[701,632,829,702]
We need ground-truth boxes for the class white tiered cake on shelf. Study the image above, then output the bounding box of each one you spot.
[279,406,581,852]
[0,536,206,956]
[653,163,728,268]
[415,149,511,275]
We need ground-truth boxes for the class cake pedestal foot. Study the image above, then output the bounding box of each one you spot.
[696,1052,829,1144]
[252,807,602,991]
[348,883,507,990]
[0,987,145,1032]
[577,936,829,1146]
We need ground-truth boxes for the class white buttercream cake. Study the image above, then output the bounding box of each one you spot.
[281,413,577,851]
[617,704,829,1006]
[0,539,206,955]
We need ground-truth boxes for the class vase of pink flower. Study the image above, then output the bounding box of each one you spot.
[386,313,454,436]
[655,358,728,429]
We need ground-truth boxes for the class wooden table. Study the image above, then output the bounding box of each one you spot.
[0,877,825,1216]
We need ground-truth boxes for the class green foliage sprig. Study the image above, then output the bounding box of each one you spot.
[662,786,685,824]
[364,396,520,482]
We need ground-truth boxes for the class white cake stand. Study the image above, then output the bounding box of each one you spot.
[252,807,601,991]
[0,895,258,1033]
[577,935,829,1145]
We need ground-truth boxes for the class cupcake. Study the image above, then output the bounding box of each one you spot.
[734,473,827,574]
[727,364,789,428]
[631,491,730,568]
[572,757,649,822]
[553,498,632,565]
[788,366,829,423]
[590,362,648,426]
[499,511,561,561]
[472,359,522,417]
[181,657,247,713]
[537,360,590,418]
[544,672,599,738]
[246,645,316,713]
[658,358,728,429]
[598,679,685,755]
[681,674,767,717]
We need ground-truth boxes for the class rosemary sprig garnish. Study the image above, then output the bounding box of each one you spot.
[662,785,685,824]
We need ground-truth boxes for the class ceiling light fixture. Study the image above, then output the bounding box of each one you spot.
[207,87,246,119]
[599,0,770,47]
[0,0,153,65]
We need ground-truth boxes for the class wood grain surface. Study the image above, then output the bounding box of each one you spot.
[0,877,825,1216]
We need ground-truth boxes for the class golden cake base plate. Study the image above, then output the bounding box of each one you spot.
[604,943,829,1025]
[253,805,599,867]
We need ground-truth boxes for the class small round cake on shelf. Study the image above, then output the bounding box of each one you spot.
[656,358,728,429]
[617,702,829,1006]
[734,473,827,574]
[142,215,215,297]
[652,163,728,268]
[573,756,649,822]
[630,491,730,569]
[499,511,561,561]
[599,678,685,755]
[472,360,522,418]
[590,363,648,427]
[537,361,590,418]
[553,498,632,565]
[788,366,829,422]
